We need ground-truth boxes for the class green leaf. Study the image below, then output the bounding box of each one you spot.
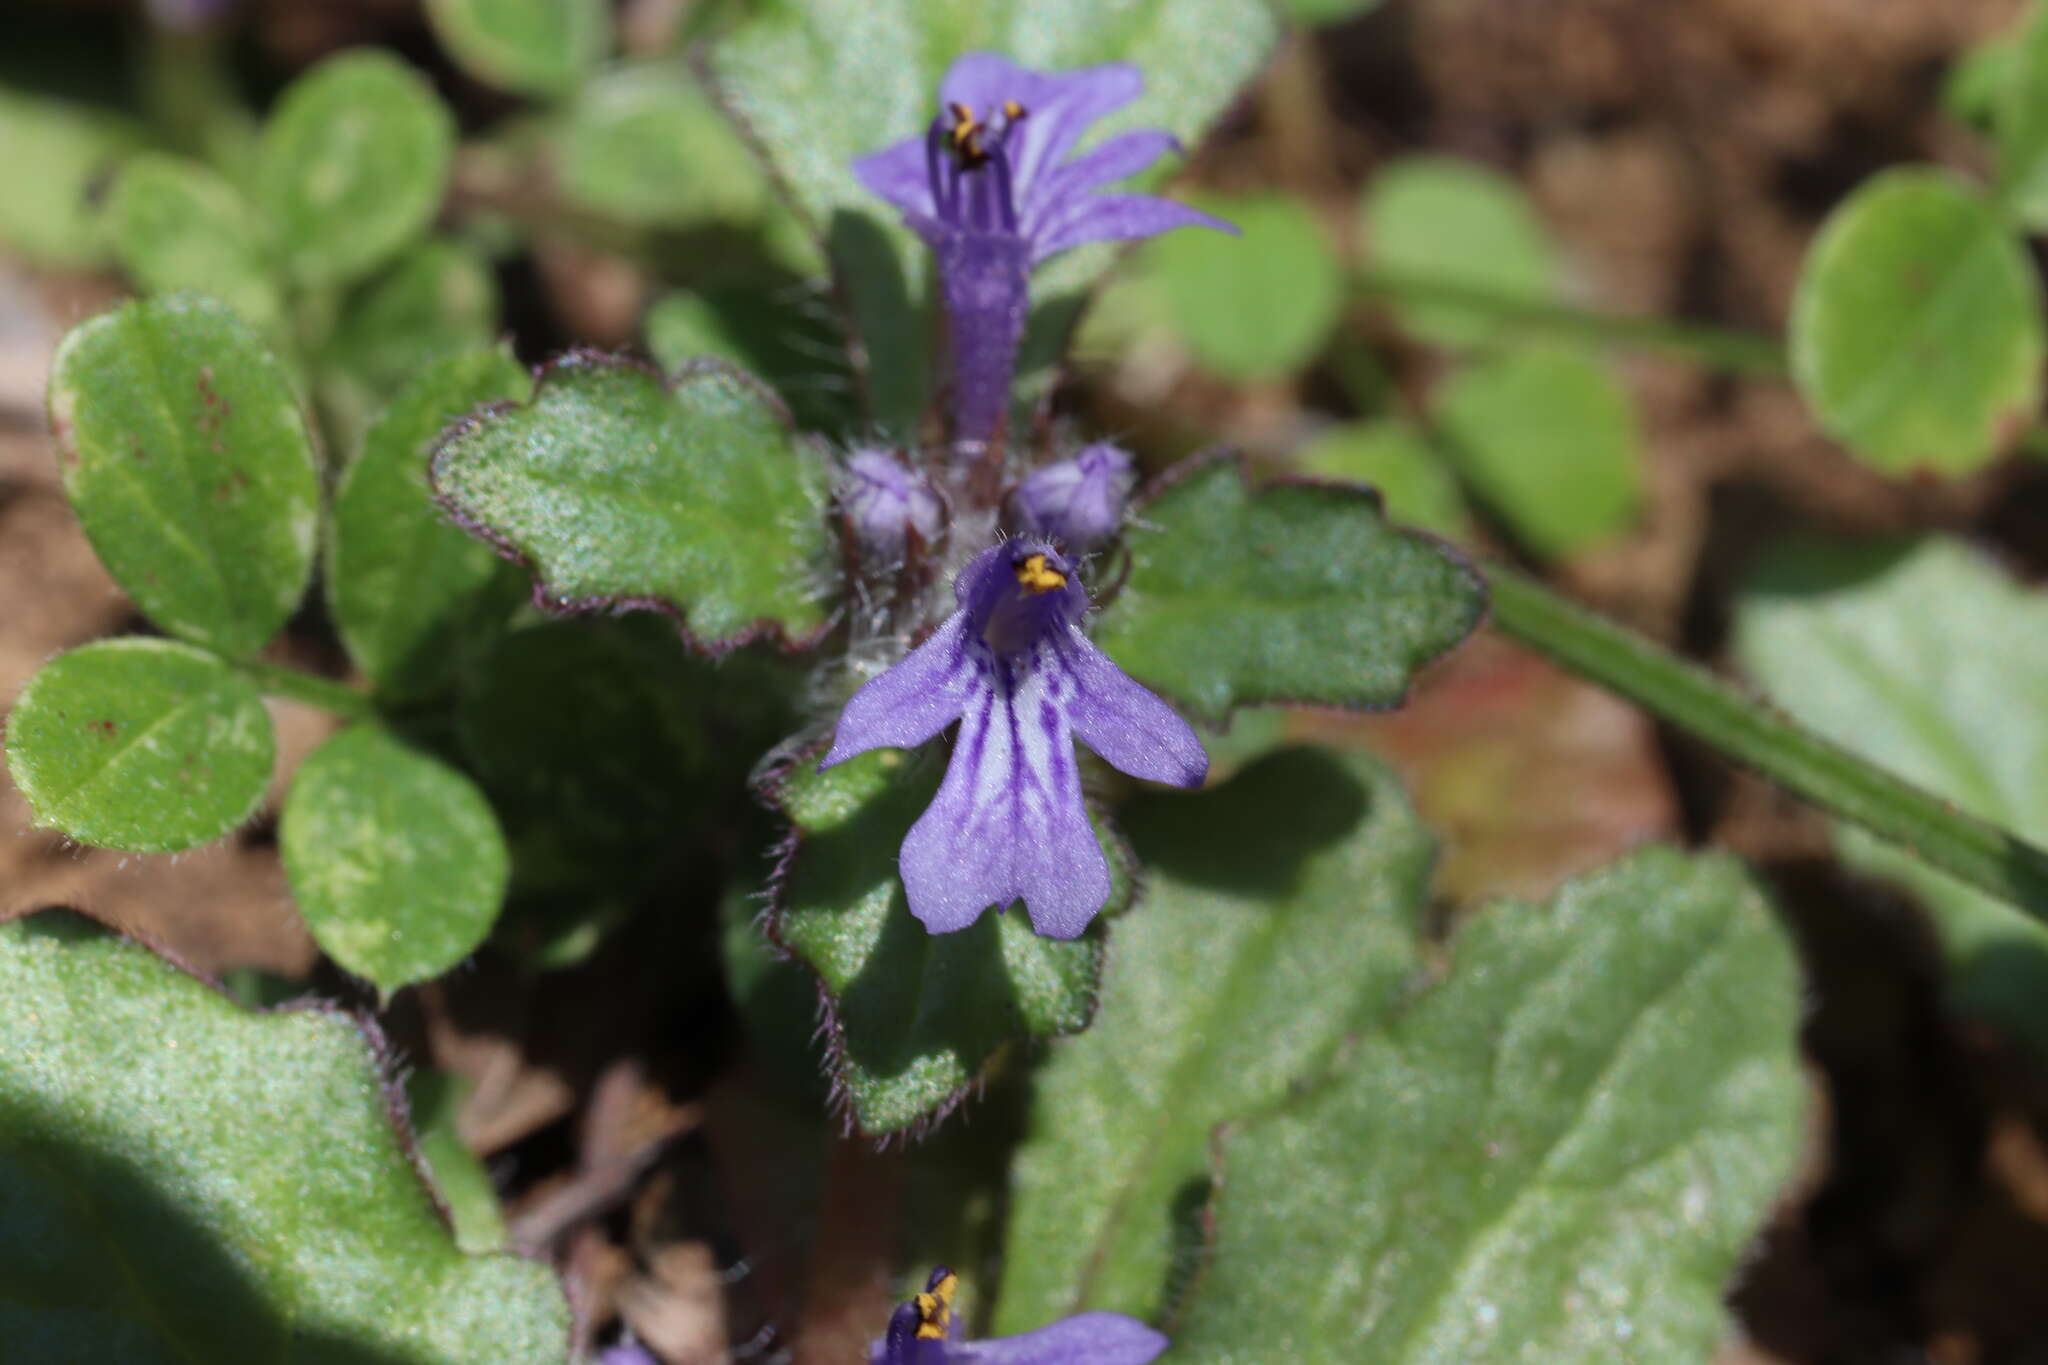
[0,909,570,1360]
[1174,847,1805,1364]
[281,724,511,991]
[1091,457,1486,726]
[106,153,283,337]
[1284,0,1384,25]
[1997,1,2048,226]
[407,1070,509,1253]
[0,89,140,268]
[330,346,530,698]
[255,50,456,288]
[325,238,503,403]
[429,353,830,649]
[1790,168,2042,475]
[1147,191,1342,382]
[1434,345,1642,560]
[425,0,611,99]
[1732,536,2048,1050]
[1294,418,1471,539]
[1362,155,1561,348]
[1946,22,2020,134]
[646,287,856,434]
[707,0,1280,429]
[47,295,320,659]
[4,638,274,854]
[994,748,1432,1332]
[764,747,1127,1136]
[560,64,768,228]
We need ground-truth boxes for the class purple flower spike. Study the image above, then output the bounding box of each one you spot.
[854,53,1235,445]
[872,1267,1168,1365]
[1006,442,1137,550]
[822,540,1206,938]
[842,449,945,563]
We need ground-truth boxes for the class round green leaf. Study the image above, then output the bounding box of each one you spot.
[1362,154,1560,347]
[425,0,611,99]
[5,638,274,854]
[282,724,510,990]
[1434,345,1641,560]
[0,909,570,1360]
[324,237,502,400]
[329,347,530,698]
[255,49,455,288]
[1092,457,1486,725]
[429,353,830,649]
[1150,191,1344,381]
[1295,418,1471,538]
[0,89,140,268]
[1997,1,2048,225]
[47,295,320,658]
[560,65,767,227]
[1790,168,2043,475]
[107,153,283,336]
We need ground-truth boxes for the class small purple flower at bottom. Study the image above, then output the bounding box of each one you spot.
[822,540,1206,939]
[854,54,1234,444]
[842,449,945,564]
[1006,442,1137,551]
[874,1267,1168,1365]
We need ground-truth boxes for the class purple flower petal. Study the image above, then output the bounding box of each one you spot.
[1032,193,1239,262]
[822,615,977,769]
[1005,442,1137,550]
[853,136,936,218]
[953,1313,1170,1365]
[938,56,1143,201]
[1021,130,1181,237]
[898,652,1110,938]
[934,230,1033,443]
[1052,629,1208,788]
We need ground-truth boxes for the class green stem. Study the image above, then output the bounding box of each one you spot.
[1355,268,1790,377]
[1485,563,2048,923]
[233,660,373,721]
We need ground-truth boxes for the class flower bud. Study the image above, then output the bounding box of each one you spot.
[1005,442,1136,551]
[840,449,943,564]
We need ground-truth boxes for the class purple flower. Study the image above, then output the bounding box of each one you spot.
[598,1345,657,1365]
[842,449,945,563]
[872,1267,1168,1365]
[854,54,1234,445]
[822,540,1205,939]
[1006,442,1137,551]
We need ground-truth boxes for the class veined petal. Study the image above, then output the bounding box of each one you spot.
[1052,628,1208,788]
[899,657,1109,938]
[954,1313,1169,1365]
[1021,129,1180,237]
[940,55,1143,205]
[1031,193,1238,263]
[821,614,977,769]
[853,134,936,217]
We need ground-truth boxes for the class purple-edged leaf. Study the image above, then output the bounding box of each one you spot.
[1091,456,1486,726]
[0,908,570,1360]
[429,352,830,650]
[762,745,1131,1137]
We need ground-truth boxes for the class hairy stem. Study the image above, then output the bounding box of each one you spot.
[233,660,373,720]
[1356,268,1789,376]
[1485,563,2048,923]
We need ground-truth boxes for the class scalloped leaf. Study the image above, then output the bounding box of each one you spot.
[430,354,828,648]
[707,0,1280,429]
[0,908,570,1360]
[994,748,1433,1332]
[764,746,1128,1137]
[1091,458,1486,725]
[281,724,511,991]
[47,294,320,660]
[1174,848,1805,1363]
[4,638,274,854]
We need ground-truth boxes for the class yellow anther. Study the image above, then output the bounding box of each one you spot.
[1002,99,1027,121]
[1014,553,1067,595]
[914,1272,959,1340]
[948,102,982,150]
